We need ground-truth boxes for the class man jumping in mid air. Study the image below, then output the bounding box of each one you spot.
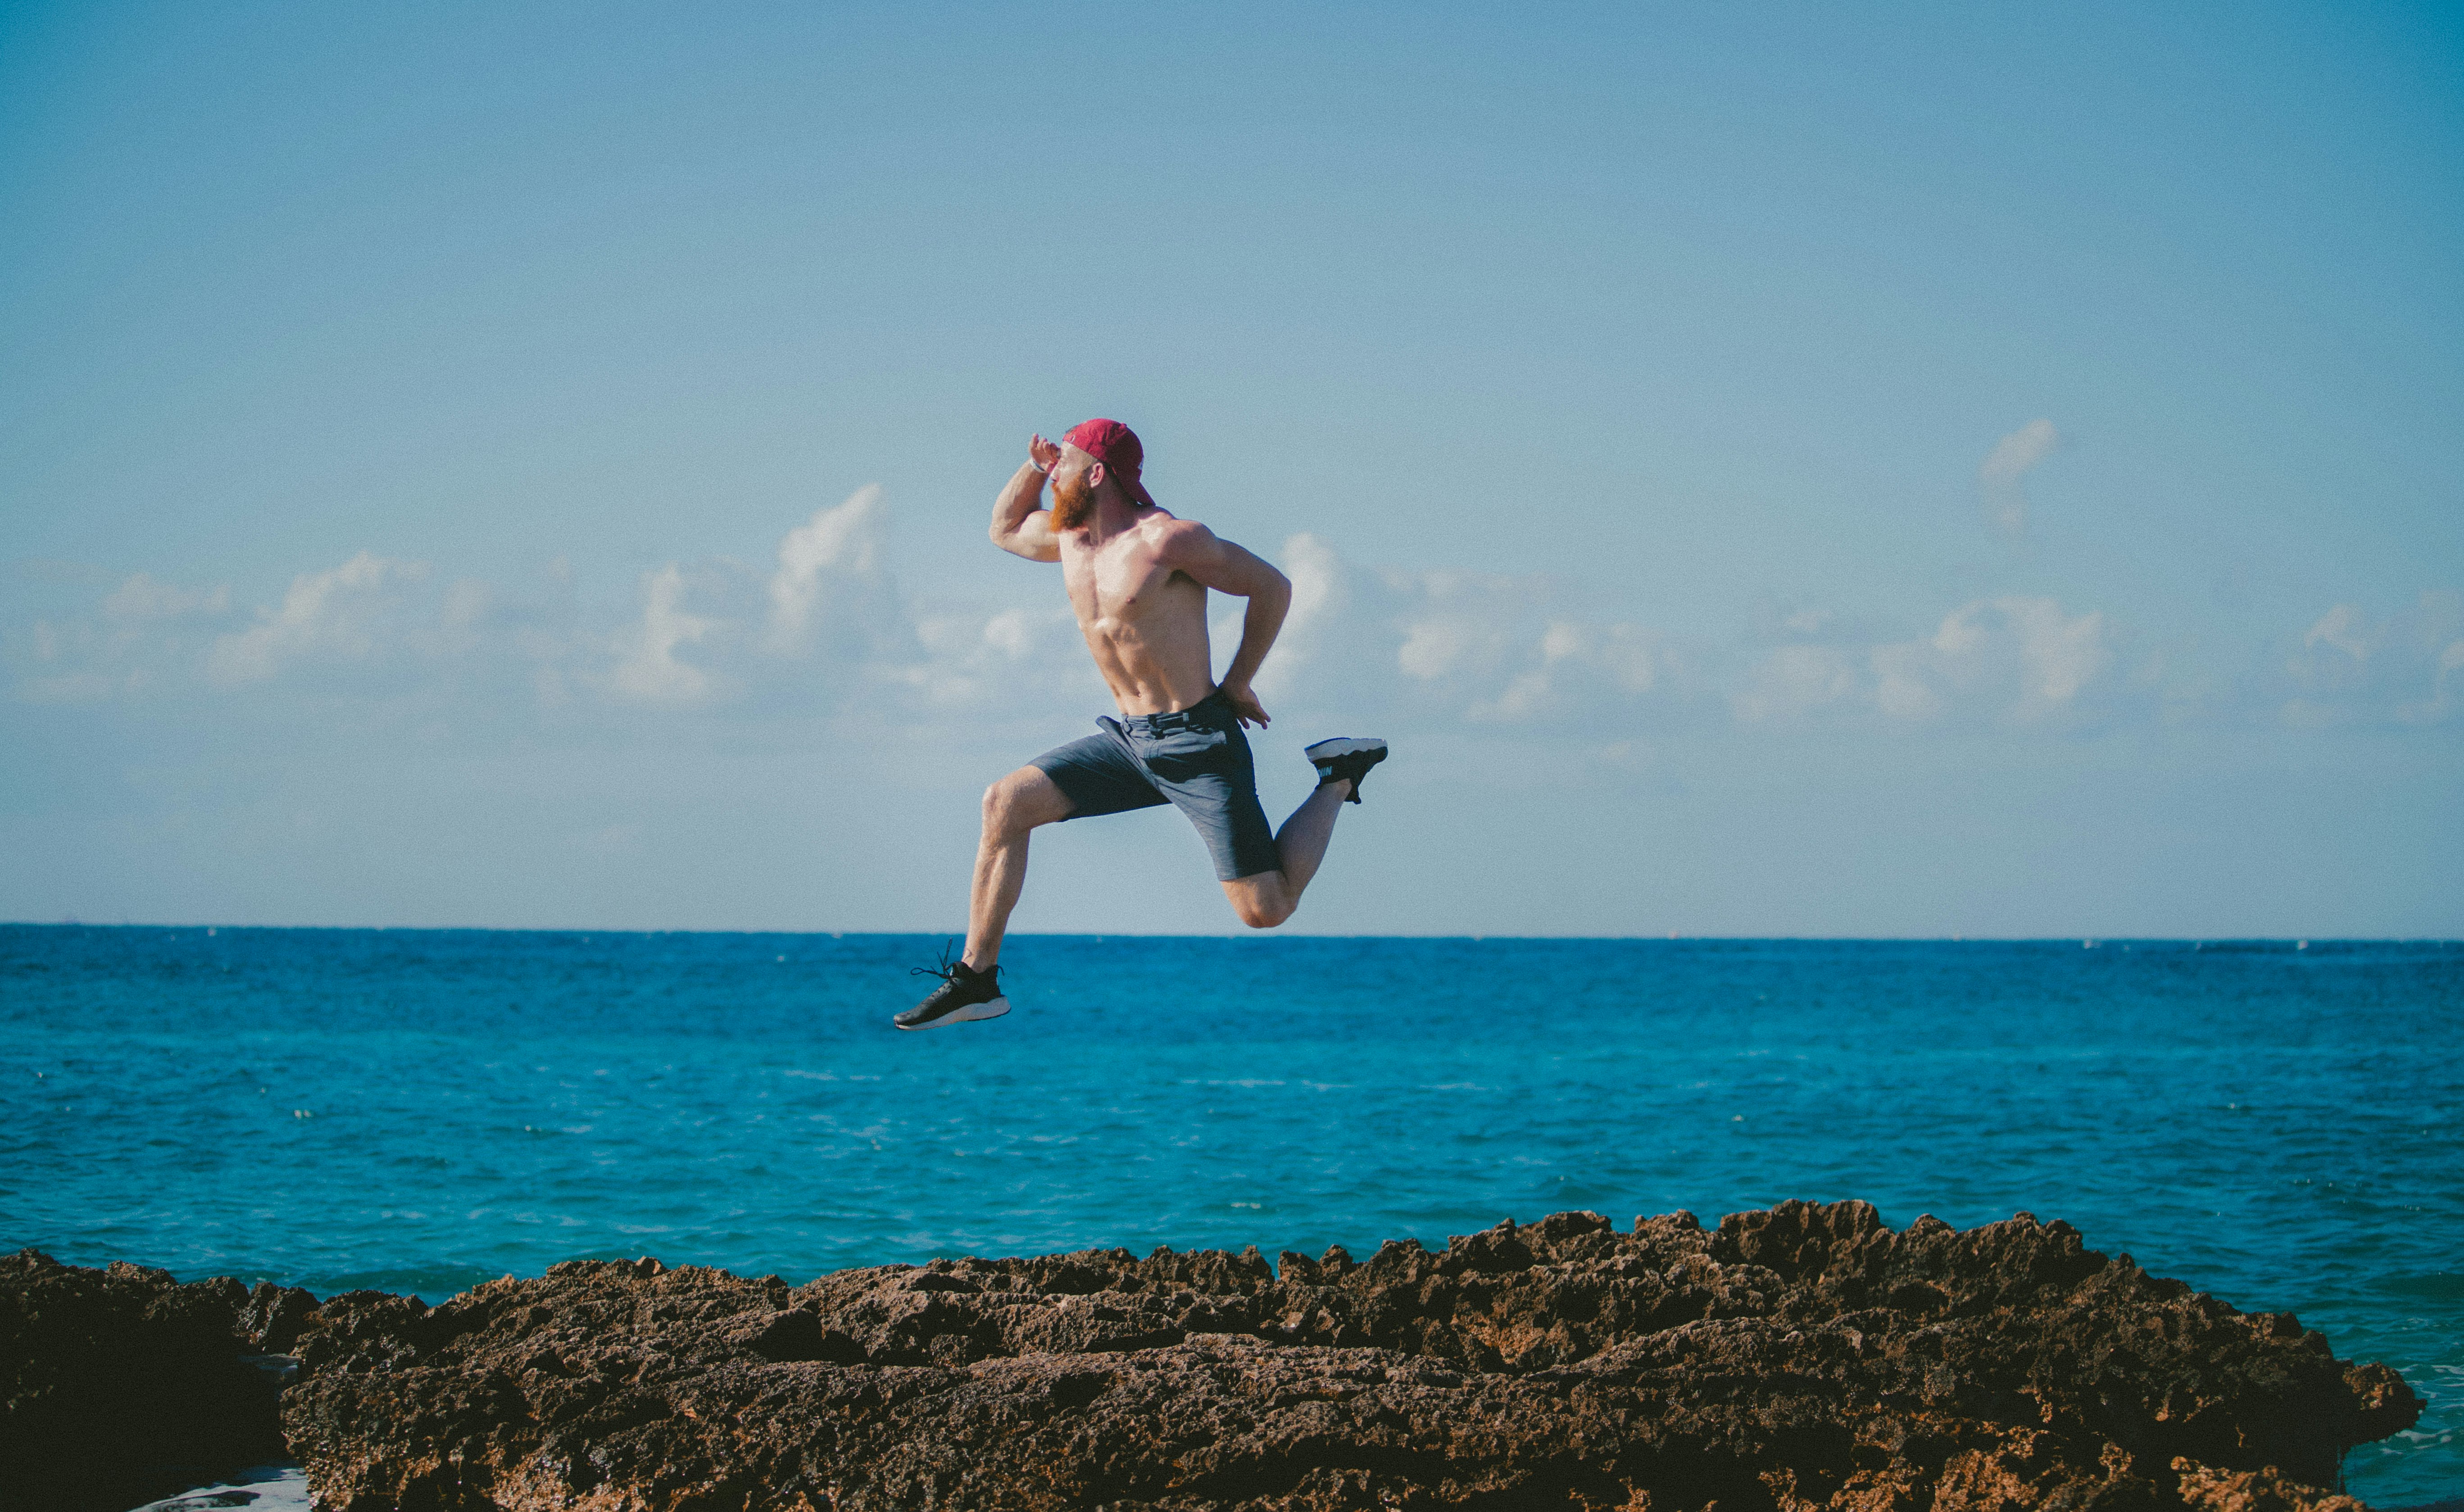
[897,419,1387,1030]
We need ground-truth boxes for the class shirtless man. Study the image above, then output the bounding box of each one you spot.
[897,419,1387,1030]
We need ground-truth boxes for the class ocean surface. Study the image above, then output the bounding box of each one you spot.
[2,927,2457,1504]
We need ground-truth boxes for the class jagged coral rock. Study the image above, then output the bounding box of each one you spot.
[0,1248,318,1512]
[278,1203,2419,1512]
[2171,1457,2371,1512]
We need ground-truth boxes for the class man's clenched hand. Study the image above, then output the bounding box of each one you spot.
[1029,434,1061,474]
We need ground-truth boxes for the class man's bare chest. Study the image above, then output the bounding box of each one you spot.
[1063,545,1198,630]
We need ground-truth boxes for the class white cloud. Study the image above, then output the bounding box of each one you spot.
[207,551,427,686]
[441,578,493,631]
[104,573,228,622]
[1397,616,1483,681]
[1391,569,1531,688]
[608,564,720,705]
[1249,532,1344,697]
[2302,604,2369,662]
[9,486,1077,724]
[2282,590,2464,726]
[981,608,1034,660]
[1870,640,1944,720]
[1468,621,1667,723]
[1566,622,1662,694]
[1736,595,2112,726]
[1734,643,1862,723]
[1284,533,1344,630]
[2001,596,2111,710]
[1239,537,1693,734]
[767,485,885,652]
[13,488,2449,761]
[1978,419,2058,539]
[7,574,228,701]
[894,602,1082,711]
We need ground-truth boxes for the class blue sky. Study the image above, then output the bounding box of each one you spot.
[4,0,2459,935]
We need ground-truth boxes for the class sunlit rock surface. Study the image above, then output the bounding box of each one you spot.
[272,1202,2419,1512]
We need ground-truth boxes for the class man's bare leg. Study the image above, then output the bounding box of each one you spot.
[1221,778,1352,929]
[964,767,1073,970]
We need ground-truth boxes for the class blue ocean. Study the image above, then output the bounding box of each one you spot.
[3,927,2457,1503]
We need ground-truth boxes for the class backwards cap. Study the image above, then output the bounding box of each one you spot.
[1063,418,1156,507]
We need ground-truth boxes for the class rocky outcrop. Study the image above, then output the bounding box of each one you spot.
[0,1248,318,1512]
[278,1203,2421,1512]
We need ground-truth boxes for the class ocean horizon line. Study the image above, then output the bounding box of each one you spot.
[5,921,2458,945]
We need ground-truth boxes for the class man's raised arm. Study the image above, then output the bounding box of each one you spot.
[990,436,1063,562]
[1162,523,1292,728]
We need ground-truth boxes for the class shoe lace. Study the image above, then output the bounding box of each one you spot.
[909,939,996,987]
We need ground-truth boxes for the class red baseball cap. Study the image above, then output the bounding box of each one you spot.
[1063,418,1157,507]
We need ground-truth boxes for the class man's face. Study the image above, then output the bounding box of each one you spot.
[1048,444,1100,530]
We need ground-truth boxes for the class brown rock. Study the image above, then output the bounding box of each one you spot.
[0,1247,318,1512]
[2172,1457,2371,1512]
[279,1202,2420,1512]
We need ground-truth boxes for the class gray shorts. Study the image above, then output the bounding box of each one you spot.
[1030,690,1283,882]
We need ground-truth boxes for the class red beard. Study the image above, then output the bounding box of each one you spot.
[1049,470,1096,531]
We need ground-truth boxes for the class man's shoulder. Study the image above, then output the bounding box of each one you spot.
[1140,511,1218,555]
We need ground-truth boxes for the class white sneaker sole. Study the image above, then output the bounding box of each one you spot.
[1306,737,1388,763]
[896,995,1010,1031]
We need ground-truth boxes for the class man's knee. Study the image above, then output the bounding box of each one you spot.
[983,770,1061,837]
[980,776,1027,835]
[1231,880,1294,929]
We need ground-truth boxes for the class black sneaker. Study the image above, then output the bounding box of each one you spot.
[895,948,1010,1031]
[1305,737,1389,804]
